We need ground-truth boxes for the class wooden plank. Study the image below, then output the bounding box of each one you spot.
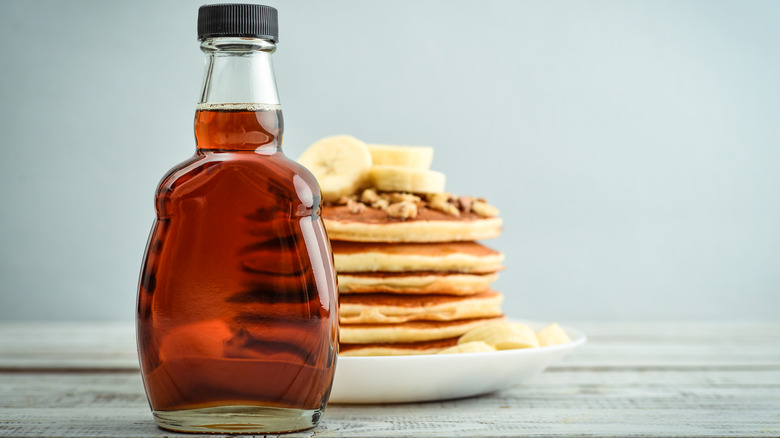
[1,370,779,437]
[3,370,780,408]
[0,322,137,370]
[5,370,780,422]
[2,322,780,370]
[2,407,779,438]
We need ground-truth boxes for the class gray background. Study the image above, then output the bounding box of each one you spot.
[1,0,778,322]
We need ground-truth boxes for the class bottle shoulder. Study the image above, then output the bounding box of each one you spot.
[155,152,321,203]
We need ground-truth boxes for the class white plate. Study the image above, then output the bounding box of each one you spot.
[328,321,585,404]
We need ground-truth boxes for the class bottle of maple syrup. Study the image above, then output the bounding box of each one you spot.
[136,4,338,434]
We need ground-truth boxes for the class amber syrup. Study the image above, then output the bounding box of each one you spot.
[137,107,338,413]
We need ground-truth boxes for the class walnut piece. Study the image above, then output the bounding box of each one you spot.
[423,192,459,216]
[386,201,418,219]
[389,192,422,203]
[347,199,367,214]
[471,200,500,217]
[371,198,390,210]
[458,196,474,212]
[360,188,380,205]
[429,197,460,217]
[427,193,449,205]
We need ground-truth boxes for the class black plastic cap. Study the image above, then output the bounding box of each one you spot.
[198,4,279,42]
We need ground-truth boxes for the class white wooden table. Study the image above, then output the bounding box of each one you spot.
[1,322,778,437]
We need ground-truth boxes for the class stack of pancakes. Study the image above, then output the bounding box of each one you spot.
[324,203,506,356]
[296,136,507,356]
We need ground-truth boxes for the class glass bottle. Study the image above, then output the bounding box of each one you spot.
[136,4,338,434]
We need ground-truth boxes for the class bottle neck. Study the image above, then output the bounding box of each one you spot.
[195,37,283,153]
[199,37,280,107]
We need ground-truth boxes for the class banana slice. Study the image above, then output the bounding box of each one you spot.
[370,165,446,194]
[536,323,572,346]
[458,321,540,350]
[438,341,496,354]
[368,144,434,169]
[297,135,372,202]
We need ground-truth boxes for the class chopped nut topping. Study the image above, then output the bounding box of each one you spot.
[429,197,460,217]
[389,192,422,204]
[347,199,367,214]
[471,200,500,217]
[458,196,474,212]
[331,186,498,220]
[371,198,390,210]
[386,201,418,219]
[423,192,460,216]
[360,188,380,205]
[427,193,449,205]
[336,195,357,205]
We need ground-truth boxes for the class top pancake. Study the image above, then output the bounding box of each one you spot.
[322,204,502,243]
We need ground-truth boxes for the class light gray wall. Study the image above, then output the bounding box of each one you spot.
[1,0,778,322]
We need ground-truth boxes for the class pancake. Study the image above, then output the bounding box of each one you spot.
[338,271,498,295]
[339,337,460,357]
[339,291,504,324]
[332,241,505,274]
[339,315,506,344]
[323,204,502,242]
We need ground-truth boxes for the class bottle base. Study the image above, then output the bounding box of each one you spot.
[152,405,323,434]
